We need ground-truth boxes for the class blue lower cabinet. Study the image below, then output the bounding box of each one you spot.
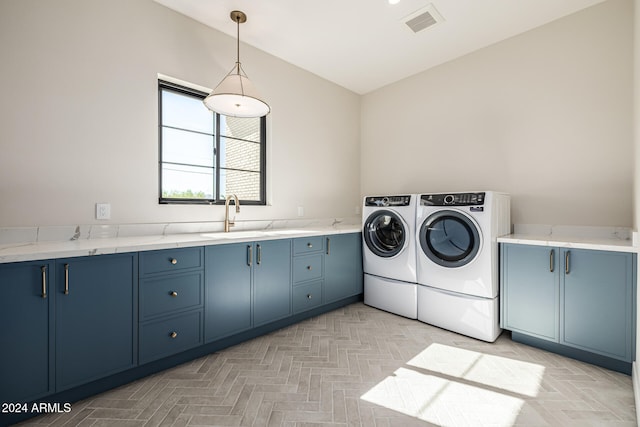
[139,310,203,364]
[562,249,635,361]
[55,253,137,391]
[500,244,559,341]
[205,239,292,338]
[0,232,363,422]
[253,240,292,326]
[204,243,252,342]
[0,260,54,403]
[324,234,363,303]
[501,243,636,373]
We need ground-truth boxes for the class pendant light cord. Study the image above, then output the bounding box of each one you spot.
[236,14,241,74]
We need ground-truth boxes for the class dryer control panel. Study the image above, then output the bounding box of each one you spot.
[365,195,412,207]
[421,192,485,206]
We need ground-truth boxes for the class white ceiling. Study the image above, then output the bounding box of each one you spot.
[154,0,607,94]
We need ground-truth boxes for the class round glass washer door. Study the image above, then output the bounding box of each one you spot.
[363,210,407,258]
[418,210,481,268]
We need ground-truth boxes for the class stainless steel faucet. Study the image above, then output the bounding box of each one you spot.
[224,194,240,232]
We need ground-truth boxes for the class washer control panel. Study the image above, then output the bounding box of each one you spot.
[365,195,412,207]
[421,192,485,206]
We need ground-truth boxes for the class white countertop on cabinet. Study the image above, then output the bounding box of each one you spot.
[0,225,362,264]
[498,234,637,254]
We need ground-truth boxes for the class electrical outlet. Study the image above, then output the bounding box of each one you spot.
[297,206,304,217]
[96,203,111,220]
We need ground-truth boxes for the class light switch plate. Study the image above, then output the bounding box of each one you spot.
[96,203,111,220]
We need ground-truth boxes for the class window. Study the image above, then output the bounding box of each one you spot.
[158,80,266,205]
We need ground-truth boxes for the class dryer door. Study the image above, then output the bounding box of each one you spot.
[363,210,406,258]
[418,210,481,268]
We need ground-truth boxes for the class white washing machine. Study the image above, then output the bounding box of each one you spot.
[415,191,510,342]
[362,194,417,319]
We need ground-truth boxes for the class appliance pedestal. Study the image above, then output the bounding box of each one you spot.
[417,284,500,342]
[364,274,417,319]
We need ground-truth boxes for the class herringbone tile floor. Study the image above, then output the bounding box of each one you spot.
[16,303,636,427]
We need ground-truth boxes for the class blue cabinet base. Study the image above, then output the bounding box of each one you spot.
[0,294,363,427]
[511,331,632,375]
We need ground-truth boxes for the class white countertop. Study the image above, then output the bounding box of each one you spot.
[0,226,362,264]
[498,234,637,253]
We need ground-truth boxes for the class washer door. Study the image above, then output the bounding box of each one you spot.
[419,210,481,268]
[363,210,407,258]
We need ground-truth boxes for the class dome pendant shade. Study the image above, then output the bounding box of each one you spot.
[203,10,270,118]
[203,63,270,118]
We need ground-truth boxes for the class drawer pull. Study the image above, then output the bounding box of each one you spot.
[565,251,570,275]
[307,294,313,299]
[170,258,178,265]
[169,291,178,297]
[307,265,312,270]
[169,331,178,339]
[247,245,253,266]
[41,266,47,299]
[307,243,313,248]
[257,244,262,265]
[326,238,330,255]
[549,249,554,272]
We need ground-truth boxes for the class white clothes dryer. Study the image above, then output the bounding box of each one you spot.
[362,194,417,319]
[415,191,511,341]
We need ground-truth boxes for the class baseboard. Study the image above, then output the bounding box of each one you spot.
[634,362,640,426]
[511,332,632,375]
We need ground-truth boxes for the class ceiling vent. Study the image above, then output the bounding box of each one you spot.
[403,4,444,34]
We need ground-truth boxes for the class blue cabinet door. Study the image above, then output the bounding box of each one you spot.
[55,253,137,391]
[324,233,363,303]
[204,243,252,342]
[561,249,635,361]
[0,261,54,403]
[500,244,560,341]
[254,239,292,326]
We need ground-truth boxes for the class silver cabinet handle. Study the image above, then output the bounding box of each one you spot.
[64,263,70,295]
[257,244,262,265]
[326,238,331,255]
[549,249,554,273]
[565,251,570,275]
[41,266,47,299]
[169,331,178,339]
[170,258,178,265]
[307,294,313,299]
[169,291,178,297]
[307,265,312,270]
[247,245,253,267]
[307,242,313,248]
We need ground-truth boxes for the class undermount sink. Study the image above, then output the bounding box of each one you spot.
[200,230,265,239]
[200,229,310,240]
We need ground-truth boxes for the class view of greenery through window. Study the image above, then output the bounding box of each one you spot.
[159,81,266,205]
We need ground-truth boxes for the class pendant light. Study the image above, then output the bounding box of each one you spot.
[203,10,270,118]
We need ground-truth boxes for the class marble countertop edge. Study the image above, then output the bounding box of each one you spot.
[0,226,362,264]
[497,234,637,253]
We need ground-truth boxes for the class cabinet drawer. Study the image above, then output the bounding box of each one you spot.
[140,272,203,320]
[293,236,324,255]
[293,281,323,313]
[140,247,203,275]
[139,310,202,364]
[293,255,323,283]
